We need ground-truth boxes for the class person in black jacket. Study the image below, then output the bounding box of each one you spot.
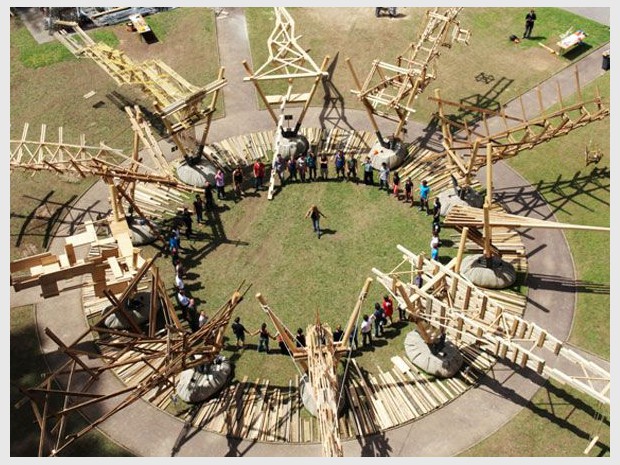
[523,9,536,39]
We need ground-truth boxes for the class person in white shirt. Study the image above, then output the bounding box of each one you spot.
[360,314,373,347]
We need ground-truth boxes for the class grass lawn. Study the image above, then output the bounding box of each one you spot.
[461,379,610,456]
[10,305,134,457]
[246,7,609,125]
[144,178,451,387]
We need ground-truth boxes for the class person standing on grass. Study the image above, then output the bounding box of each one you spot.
[253,322,276,352]
[305,204,326,238]
[320,153,329,180]
[204,181,215,211]
[333,324,344,343]
[382,295,394,326]
[198,310,208,328]
[379,162,390,193]
[419,179,430,213]
[182,207,192,239]
[295,328,306,348]
[232,165,244,200]
[287,156,298,182]
[275,154,286,186]
[253,159,265,192]
[215,169,226,200]
[177,289,190,321]
[297,154,307,182]
[334,150,346,180]
[523,9,536,39]
[347,153,358,183]
[392,171,400,199]
[363,156,374,185]
[306,151,317,181]
[373,302,385,337]
[192,194,203,224]
[360,315,372,347]
[231,316,250,348]
[431,232,440,261]
[404,177,414,205]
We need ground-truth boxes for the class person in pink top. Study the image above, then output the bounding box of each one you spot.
[214,169,225,200]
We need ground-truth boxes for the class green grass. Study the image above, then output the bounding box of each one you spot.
[10,305,134,457]
[10,18,120,69]
[461,379,610,456]
[506,72,610,359]
[145,179,451,387]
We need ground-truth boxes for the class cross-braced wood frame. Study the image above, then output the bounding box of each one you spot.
[242,7,329,127]
[372,245,610,406]
[10,106,199,223]
[255,277,372,457]
[430,68,609,187]
[54,23,227,135]
[13,274,248,457]
[347,7,470,141]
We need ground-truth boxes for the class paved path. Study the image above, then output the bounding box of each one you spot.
[13,7,610,457]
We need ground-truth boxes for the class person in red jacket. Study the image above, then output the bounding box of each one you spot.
[382,295,394,326]
[253,160,266,192]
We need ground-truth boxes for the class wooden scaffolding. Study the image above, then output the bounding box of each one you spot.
[372,244,610,406]
[54,23,227,135]
[241,7,329,199]
[430,69,610,187]
[347,7,470,141]
[13,276,248,457]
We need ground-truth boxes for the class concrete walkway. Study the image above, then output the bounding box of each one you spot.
[13,7,610,457]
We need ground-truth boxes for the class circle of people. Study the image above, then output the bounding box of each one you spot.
[169,150,443,345]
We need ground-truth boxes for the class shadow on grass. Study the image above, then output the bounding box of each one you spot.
[476,358,609,452]
[319,52,356,132]
[493,166,610,219]
[526,273,609,295]
[560,42,593,61]
[106,90,167,136]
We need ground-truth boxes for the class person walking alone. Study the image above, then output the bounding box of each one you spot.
[305,204,327,238]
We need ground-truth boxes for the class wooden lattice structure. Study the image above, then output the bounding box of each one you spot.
[14,272,247,457]
[54,23,227,135]
[10,107,198,223]
[430,69,610,187]
[241,7,329,199]
[347,7,470,141]
[242,7,329,127]
[372,245,610,406]
[255,277,372,456]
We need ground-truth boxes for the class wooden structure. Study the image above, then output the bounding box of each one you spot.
[443,144,609,269]
[242,7,329,199]
[14,280,247,457]
[255,277,372,457]
[54,23,227,135]
[10,217,141,299]
[430,69,609,187]
[372,244,610,406]
[347,7,470,142]
[10,107,198,223]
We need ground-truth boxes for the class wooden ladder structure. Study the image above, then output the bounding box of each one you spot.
[372,244,610,406]
[10,107,198,223]
[430,68,610,187]
[54,23,227,135]
[347,7,470,141]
